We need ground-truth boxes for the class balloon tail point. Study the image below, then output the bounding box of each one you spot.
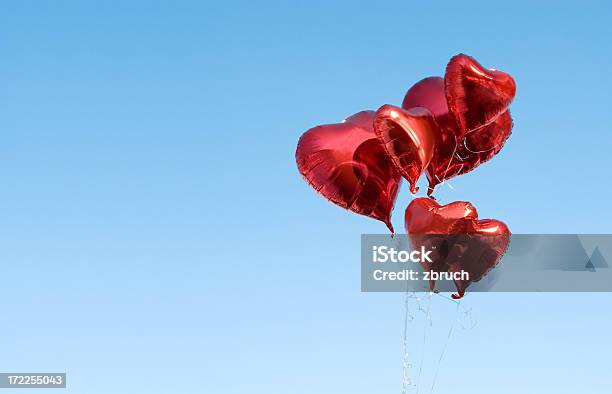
[385,220,394,235]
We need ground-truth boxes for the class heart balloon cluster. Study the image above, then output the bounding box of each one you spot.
[295,54,515,296]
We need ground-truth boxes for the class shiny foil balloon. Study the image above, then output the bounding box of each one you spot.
[445,54,516,136]
[402,72,514,194]
[405,197,511,298]
[296,111,401,233]
[373,105,437,194]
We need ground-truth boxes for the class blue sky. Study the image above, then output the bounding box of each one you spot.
[0,1,611,393]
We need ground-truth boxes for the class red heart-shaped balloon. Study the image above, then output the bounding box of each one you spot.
[373,105,437,194]
[402,76,513,195]
[296,111,401,233]
[445,54,516,136]
[405,197,510,298]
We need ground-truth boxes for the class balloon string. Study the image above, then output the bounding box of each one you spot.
[401,292,413,394]
[434,292,476,329]
[402,292,473,394]
[433,134,462,190]
[442,134,461,182]
[415,292,432,394]
[430,298,461,393]
[461,137,500,154]
[460,118,507,154]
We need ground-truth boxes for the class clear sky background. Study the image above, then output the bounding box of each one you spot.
[1,1,611,393]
